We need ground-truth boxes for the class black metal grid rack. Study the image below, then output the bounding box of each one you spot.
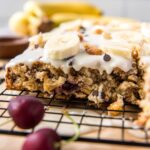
[0,64,150,147]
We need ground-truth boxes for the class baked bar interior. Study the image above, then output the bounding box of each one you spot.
[5,19,150,128]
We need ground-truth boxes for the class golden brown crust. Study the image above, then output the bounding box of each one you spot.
[6,58,144,111]
[135,66,150,129]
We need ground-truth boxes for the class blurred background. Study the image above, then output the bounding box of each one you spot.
[0,0,150,27]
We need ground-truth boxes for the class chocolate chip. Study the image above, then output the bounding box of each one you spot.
[36,79,41,83]
[92,90,98,96]
[101,91,105,99]
[69,61,73,66]
[62,81,78,91]
[103,54,111,62]
[133,91,140,99]
[69,59,75,66]
[70,68,78,76]
[79,26,86,34]
[34,44,39,49]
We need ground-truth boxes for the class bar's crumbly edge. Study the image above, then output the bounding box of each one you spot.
[135,66,150,128]
[5,58,144,111]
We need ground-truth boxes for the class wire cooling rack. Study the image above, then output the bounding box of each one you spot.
[0,63,150,147]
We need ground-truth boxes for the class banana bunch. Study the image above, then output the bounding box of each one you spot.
[9,1,102,36]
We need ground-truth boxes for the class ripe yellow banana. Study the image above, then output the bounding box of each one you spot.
[9,12,30,36]
[23,1,45,18]
[9,1,103,36]
[51,13,100,25]
[28,16,41,35]
[24,1,102,18]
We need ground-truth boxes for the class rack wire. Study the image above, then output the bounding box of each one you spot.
[0,63,150,147]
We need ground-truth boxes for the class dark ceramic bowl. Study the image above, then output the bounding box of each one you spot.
[0,36,29,58]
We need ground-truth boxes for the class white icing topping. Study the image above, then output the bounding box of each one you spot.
[6,20,150,74]
[71,52,131,74]
[112,30,143,44]
[141,43,150,55]
[7,48,132,74]
[140,56,150,67]
[6,48,43,68]
[85,34,134,48]
[141,23,150,38]
[84,34,136,59]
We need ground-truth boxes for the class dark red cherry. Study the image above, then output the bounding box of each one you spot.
[22,128,61,150]
[8,96,44,129]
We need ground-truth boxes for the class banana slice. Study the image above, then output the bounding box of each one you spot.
[44,32,80,60]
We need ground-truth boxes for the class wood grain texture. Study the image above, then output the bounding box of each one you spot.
[0,134,150,150]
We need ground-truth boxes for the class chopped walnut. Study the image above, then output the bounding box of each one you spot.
[78,33,84,42]
[93,28,103,35]
[43,76,66,92]
[29,33,45,49]
[132,46,140,59]
[88,85,104,106]
[74,92,86,99]
[22,79,39,91]
[103,32,112,40]
[83,43,103,55]
[108,94,124,116]
[35,72,47,82]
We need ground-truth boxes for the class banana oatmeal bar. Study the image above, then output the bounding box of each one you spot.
[5,20,150,128]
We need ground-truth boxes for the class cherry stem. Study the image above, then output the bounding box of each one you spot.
[62,109,80,144]
[47,107,80,148]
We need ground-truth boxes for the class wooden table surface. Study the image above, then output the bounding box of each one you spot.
[0,134,150,150]
[0,59,150,150]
